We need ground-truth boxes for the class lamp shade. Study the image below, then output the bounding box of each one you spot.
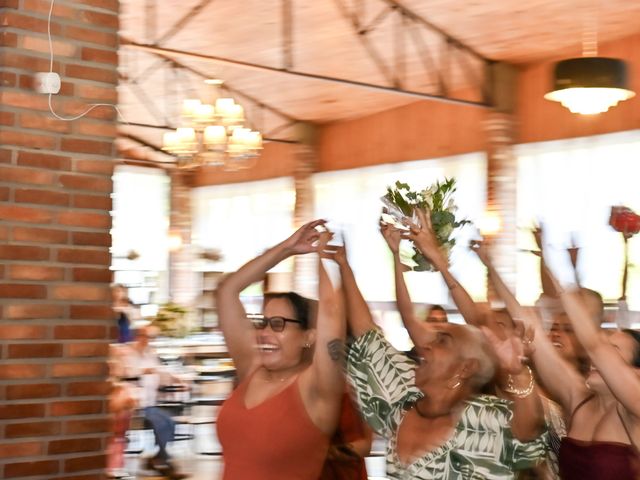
[544,57,635,114]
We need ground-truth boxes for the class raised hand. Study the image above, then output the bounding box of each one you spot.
[405,208,447,269]
[482,320,535,375]
[379,218,402,254]
[532,225,543,251]
[316,228,333,254]
[469,239,491,266]
[321,239,348,268]
[282,219,326,255]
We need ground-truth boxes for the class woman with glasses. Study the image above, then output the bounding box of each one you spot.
[215,220,346,480]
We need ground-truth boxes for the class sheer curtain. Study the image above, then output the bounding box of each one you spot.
[516,130,640,309]
[192,178,296,275]
[111,165,170,304]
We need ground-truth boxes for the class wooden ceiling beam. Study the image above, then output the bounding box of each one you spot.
[121,36,492,108]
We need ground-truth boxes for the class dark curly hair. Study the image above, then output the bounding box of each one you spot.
[622,329,640,368]
[263,292,317,330]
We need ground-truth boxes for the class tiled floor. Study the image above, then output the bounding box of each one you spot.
[124,455,387,480]
[120,425,387,479]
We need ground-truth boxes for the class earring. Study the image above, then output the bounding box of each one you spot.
[447,374,462,390]
[304,342,311,349]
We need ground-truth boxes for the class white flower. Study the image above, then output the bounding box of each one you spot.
[424,196,433,210]
[422,186,436,197]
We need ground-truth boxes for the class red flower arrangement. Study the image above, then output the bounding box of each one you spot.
[609,206,640,237]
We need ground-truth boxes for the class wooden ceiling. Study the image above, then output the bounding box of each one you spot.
[116,0,640,163]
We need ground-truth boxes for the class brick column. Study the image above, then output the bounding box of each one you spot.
[292,138,318,298]
[0,2,118,479]
[168,168,196,306]
[484,112,518,302]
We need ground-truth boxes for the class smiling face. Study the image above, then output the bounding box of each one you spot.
[413,324,467,391]
[548,313,584,364]
[255,296,313,371]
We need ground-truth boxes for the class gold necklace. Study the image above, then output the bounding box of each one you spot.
[260,369,295,383]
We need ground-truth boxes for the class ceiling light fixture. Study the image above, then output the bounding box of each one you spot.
[544,9,635,115]
[162,82,263,170]
[545,57,635,115]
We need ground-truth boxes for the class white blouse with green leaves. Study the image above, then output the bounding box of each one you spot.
[347,329,548,479]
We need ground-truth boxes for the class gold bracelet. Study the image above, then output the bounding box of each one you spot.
[503,365,534,398]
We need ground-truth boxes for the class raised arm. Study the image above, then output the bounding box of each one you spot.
[300,232,347,434]
[532,226,560,298]
[380,221,426,345]
[483,324,545,441]
[471,240,586,412]
[323,243,375,338]
[407,209,482,326]
[546,267,640,417]
[216,219,324,381]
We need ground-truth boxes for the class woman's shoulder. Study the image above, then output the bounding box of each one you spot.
[350,328,385,348]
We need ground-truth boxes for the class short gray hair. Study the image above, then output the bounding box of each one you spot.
[458,325,497,389]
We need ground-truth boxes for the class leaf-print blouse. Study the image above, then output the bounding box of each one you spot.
[347,329,548,479]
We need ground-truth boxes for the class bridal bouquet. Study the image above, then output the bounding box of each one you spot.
[381,178,469,271]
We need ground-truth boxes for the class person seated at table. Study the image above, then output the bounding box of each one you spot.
[112,283,136,344]
[107,344,137,479]
[121,325,189,480]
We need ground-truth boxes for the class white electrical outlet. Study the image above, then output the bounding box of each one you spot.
[34,72,61,94]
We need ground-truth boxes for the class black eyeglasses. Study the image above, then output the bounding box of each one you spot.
[248,314,303,332]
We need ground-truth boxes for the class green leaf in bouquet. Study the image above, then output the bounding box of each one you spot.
[416,198,428,211]
[431,210,455,228]
[436,223,454,241]
[454,219,472,228]
[392,191,413,216]
[411,251,433,272]
[406,191,418,201]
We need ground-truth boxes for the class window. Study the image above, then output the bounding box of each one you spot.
[111,165,170,305]
[192,178,296,275]
[516,130,640,310]
[313,153,488,304]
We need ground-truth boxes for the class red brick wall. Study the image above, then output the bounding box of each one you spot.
[0,1,118,478]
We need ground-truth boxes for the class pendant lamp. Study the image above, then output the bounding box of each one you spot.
[544,57,635,114]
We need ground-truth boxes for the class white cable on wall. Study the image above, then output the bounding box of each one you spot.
[46,0,127,123]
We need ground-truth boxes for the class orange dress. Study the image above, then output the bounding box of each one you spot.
[217,373,330,480]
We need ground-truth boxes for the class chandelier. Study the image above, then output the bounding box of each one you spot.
[162,93,263,170]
